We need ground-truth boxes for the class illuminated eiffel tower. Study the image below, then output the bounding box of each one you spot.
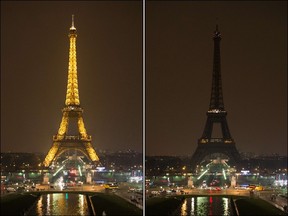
[43,16,99,167]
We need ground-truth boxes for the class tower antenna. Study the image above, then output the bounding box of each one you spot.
[72,14,75,28]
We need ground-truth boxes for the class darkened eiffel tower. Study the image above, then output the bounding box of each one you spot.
[191,26,241,171]
[43,16,99,167]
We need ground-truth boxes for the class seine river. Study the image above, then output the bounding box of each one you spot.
[174,196,234,215]
[27,193,90,215]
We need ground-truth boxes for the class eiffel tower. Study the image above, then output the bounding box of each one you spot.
[43,16,99,167]
[191,26,241,171]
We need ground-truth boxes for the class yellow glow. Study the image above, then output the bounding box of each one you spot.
[43,21,100,167]
[200,139,208,143]
[181,199,187,215]
[85,142,100,162]
[78,117,88,139]
[43,143,60,167]
[36,195,43,215]
[57,113,69,138]
[65,36,80,106]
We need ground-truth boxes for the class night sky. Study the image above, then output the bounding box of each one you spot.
[1,1,142,153]
[146,1,287,156]
[1,1,287,157]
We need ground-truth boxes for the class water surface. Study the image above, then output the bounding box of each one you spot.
[174,196,234,216]
[28,193,90,215]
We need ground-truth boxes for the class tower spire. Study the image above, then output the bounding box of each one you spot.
[209,25,224,110]
[66,15,80,106]
[70,14,76,30]
[72,14,74,27]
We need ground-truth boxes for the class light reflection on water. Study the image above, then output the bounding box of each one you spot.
[181,199,187,215]
[175,196,233,216]
[28,193,89,215]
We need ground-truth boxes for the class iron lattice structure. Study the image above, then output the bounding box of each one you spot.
[43,16,99,167]
[191,26,241,171]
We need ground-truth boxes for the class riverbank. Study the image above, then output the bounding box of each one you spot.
[235,197,287,215]
[0,192,40,215]
[146,196,184,215]
[90,193,142,215]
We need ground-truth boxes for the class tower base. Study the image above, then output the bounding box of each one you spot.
[43,138,99,167]
[191,142,241,171]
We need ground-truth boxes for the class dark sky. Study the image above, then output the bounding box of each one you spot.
[1,1,142,153]
[146,1,287,156]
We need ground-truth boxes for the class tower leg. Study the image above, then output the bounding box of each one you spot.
[43,143,60,167]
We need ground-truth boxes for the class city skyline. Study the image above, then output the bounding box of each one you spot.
[1,1,287,157]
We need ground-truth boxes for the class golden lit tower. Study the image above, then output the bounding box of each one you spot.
[43,15,99,167]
